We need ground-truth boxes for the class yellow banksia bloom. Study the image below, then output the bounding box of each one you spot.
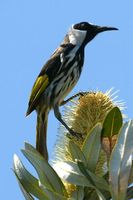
[53,89,124,160]
[52,89,125,195]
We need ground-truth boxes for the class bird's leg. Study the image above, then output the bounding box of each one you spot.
[54,105,82,139]
[61,92,88,106]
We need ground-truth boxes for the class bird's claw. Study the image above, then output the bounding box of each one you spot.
[67,129,83,140]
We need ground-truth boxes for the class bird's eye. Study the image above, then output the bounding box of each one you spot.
[74,22,89,30]
[81,23,86,27]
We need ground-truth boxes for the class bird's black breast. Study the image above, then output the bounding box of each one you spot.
[76,48,85,74]
[64,46,84,74]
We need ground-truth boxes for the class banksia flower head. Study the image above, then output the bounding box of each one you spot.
[53,89,125,162]
[52,89,125,196]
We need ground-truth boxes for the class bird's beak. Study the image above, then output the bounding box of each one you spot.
[95,26,118,33]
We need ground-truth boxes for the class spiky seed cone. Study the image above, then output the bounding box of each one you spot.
[52,89,124,195]
[53,90,124,160]
[68,91,114,143]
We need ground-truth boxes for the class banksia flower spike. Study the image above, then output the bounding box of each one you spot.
[53,89,125,162]
[52,89,126,197]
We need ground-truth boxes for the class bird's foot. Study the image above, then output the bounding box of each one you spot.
[67,129,83,140]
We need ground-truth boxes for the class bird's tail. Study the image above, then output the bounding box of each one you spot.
[36,109,49,161]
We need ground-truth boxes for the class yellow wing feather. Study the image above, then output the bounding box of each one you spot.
[26,74,49,115]
[30,74,49,103]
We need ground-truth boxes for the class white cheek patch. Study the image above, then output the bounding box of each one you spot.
[68,26,87,46]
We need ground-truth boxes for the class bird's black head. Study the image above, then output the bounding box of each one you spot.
[73,21,118,44]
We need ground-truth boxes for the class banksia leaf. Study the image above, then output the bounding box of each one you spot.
[101,106,123,158]
[109,120,133,200]
[39,183,67,200]
[77,161,109,191]
[69,141,87,164]
[14,143,68,200]
[127,186,133,199]
[70,187,84,200]
[13,154,48,199]
[82,123,102,172]
[53,160,93,187]
[102,106,123,137]
[21,146,67,196]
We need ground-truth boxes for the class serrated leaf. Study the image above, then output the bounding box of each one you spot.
[69,141,87,164]
[102,106,122,137]
[13,154,48,200]
[53,160,93,187]
[82,123,102,172]
[109,120,133,200]
[77,161,109,191]
[40,183,67,200]
[21,147,66,196]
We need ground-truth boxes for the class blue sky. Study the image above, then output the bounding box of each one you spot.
[0,0,133,199]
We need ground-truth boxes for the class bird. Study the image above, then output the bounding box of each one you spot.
[26,21,118,160]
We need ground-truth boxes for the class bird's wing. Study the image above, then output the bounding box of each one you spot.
[26,43,75,115]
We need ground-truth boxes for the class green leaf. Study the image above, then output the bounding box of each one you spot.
[102,106,122,137]
[13,154,48,200]
[21,145,66,196]
[109,120,133,200]
[87,190,99,200]
[127,186,133,199]
[95,189,106,200]
[77,161,109,191]
[40,183,67,200]
[25,142,39,153]
[86,190,111,200]
[128,161,133,185]
[17,180,34,200]
[82,123,102,172]
[77,161,108,200]
[69,141,87,164]
[70,187,84,200]
[53,160,93,187]
[88,171,109,191]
